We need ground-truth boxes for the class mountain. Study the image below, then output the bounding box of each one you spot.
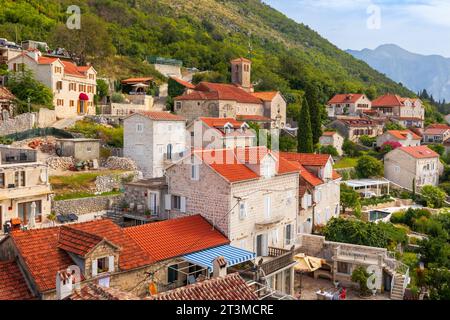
[347,44,450,102]
[0,0,418,103]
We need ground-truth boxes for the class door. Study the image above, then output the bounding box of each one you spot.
[256,233,268,257]
[0,206,2,231]
[148,192,158,215]
[167,144,173,160]
[18,201,42,225]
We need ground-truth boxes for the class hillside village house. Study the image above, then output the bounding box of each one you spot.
[174,58,286,129]
[7,50,97,119]
[376,130,422,147]
[422,125,450,144]
[0,146,52,234]
[319,131,344,155]
[372,94,425,128]
[164,147,299,295]
[0,87,16,121]
[329,117,383,142]
[123,111,187,178]
[186,117,255,150]
[280,153,341,234]
[326,94,372,117]
[384,146,440,190]
[0,216,255,300]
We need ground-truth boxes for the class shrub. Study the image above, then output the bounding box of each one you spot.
[318,145,338,157]
[111,92,125,103]
[355,155,384,178]
[351,267,371,296]
[421,185,447,208]
[359,135,376,147]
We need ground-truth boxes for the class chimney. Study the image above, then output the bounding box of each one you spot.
[55,266,81,300]
[212,256,227,278]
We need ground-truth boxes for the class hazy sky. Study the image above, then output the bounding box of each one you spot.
[263,0,450,57]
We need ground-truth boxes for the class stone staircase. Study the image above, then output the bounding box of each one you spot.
[390,273,407,300]
[105,209,124,226]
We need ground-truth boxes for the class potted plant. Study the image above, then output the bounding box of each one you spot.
[351,266,372,298]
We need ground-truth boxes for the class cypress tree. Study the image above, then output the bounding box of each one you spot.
[297,98,314,153]
[305,83,322,144]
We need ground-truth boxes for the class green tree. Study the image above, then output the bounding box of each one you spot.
[279,135,297,152]
[318,145,338,157]
[355,155,384,178]
[342,139,361,157]
[297,98,313,153]
[426,268,450,300]
[53,14,115,65]
[351,266,371,296]
[95,79,109,105]
[420,185,447,209]
[340,184,360,213]
[305,83,322,144]
[7,69,53,109]
[428,144,445,157]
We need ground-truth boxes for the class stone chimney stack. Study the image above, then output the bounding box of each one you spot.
[212,256,228,278]
[55,267,81,300]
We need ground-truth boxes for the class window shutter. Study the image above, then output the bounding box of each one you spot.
[180,197,186,213]
[91,260,98,277]
[108,256,115,273]
[165,194,171,210]
[264,196,271,218]
[262,234,269,257]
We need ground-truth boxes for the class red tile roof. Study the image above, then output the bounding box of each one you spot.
[121,77,154,84]
[58,226,106,257]
[372,94,403,107]
[428,123,450,129]
[61,61,88,77]
[322,131,337,137]
[170,76,196,89]
[147,273,257,300]
[67,284,139,300]
[199,117,245,128]
[0,260,34,300]
[192,147,299,183]
[37,56,58,64]
[387,130,421,141]
[423,127,450,135]
[0,87,15,100]
[131,111,185,121]
[328,94,364,104]
[175,82,262,104]
[398,146,439,159]
[339,118,378,127]
[231,57,252,64]
[124,215,229,262]
[280,152,332,167]
[252,91,279,102]
[10,219,153,292]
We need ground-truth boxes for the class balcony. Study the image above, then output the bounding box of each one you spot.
[255,215,284,229]
[258,246,295,276]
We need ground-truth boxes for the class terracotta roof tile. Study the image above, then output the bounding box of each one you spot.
[198,117,253,137]
[423,127,450,135]
[322,131,337,137]
[0,260,34,300]
[124,215,229,262]
[131,111,185,121]
[328,94,364,104]
[428,123,450,130]
[61,61,87,77]
[147,273,257,300]
[398,146,439,159]
[251,91,279,102]
[231,57,252,64]
[170,76,196,89]
[57,226,104,257]
[387,130,421,140]
[372,94,404,107]
[67,284,139,300]
[0,87,16,100]
[10,219,153,292]
[280,152,331,167]
[121,77,153,84]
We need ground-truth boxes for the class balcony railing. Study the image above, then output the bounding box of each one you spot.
[258,246,295,276]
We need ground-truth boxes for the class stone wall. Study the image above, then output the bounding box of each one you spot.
[37,108,56,128]
[95,171,137,193]
[0,113,36,136]
[52,194,124,215]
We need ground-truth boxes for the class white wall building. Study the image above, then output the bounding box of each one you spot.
[123,112,187,178]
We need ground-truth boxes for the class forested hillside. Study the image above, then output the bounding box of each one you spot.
[0,0,437,110]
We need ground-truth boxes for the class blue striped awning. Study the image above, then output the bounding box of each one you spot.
[183,245,256,272]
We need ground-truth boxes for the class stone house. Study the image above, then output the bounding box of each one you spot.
[164,146,299,295]
[329,117,384,142]
[123,111,187,178]
[0,219,155,300]
[326,94,372,117]
[0,146,52,233]
[372,95,424,128]
[319,131,344,155]
[7,50,97,119]
[0,87,16,121]
[55,138,100,161]
[376,130,421,148]
[174,58,286,129]
[186,117,255,150]
[384,146,441,190]
[422,125,450,144]
[280,153,341,234]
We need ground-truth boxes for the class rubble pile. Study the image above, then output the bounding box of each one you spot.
[104,156,137,171]
[46,156,75,170]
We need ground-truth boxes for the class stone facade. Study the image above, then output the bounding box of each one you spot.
[52,194,124,216]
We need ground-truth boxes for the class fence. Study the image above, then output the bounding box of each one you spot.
[4,127,74,141]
